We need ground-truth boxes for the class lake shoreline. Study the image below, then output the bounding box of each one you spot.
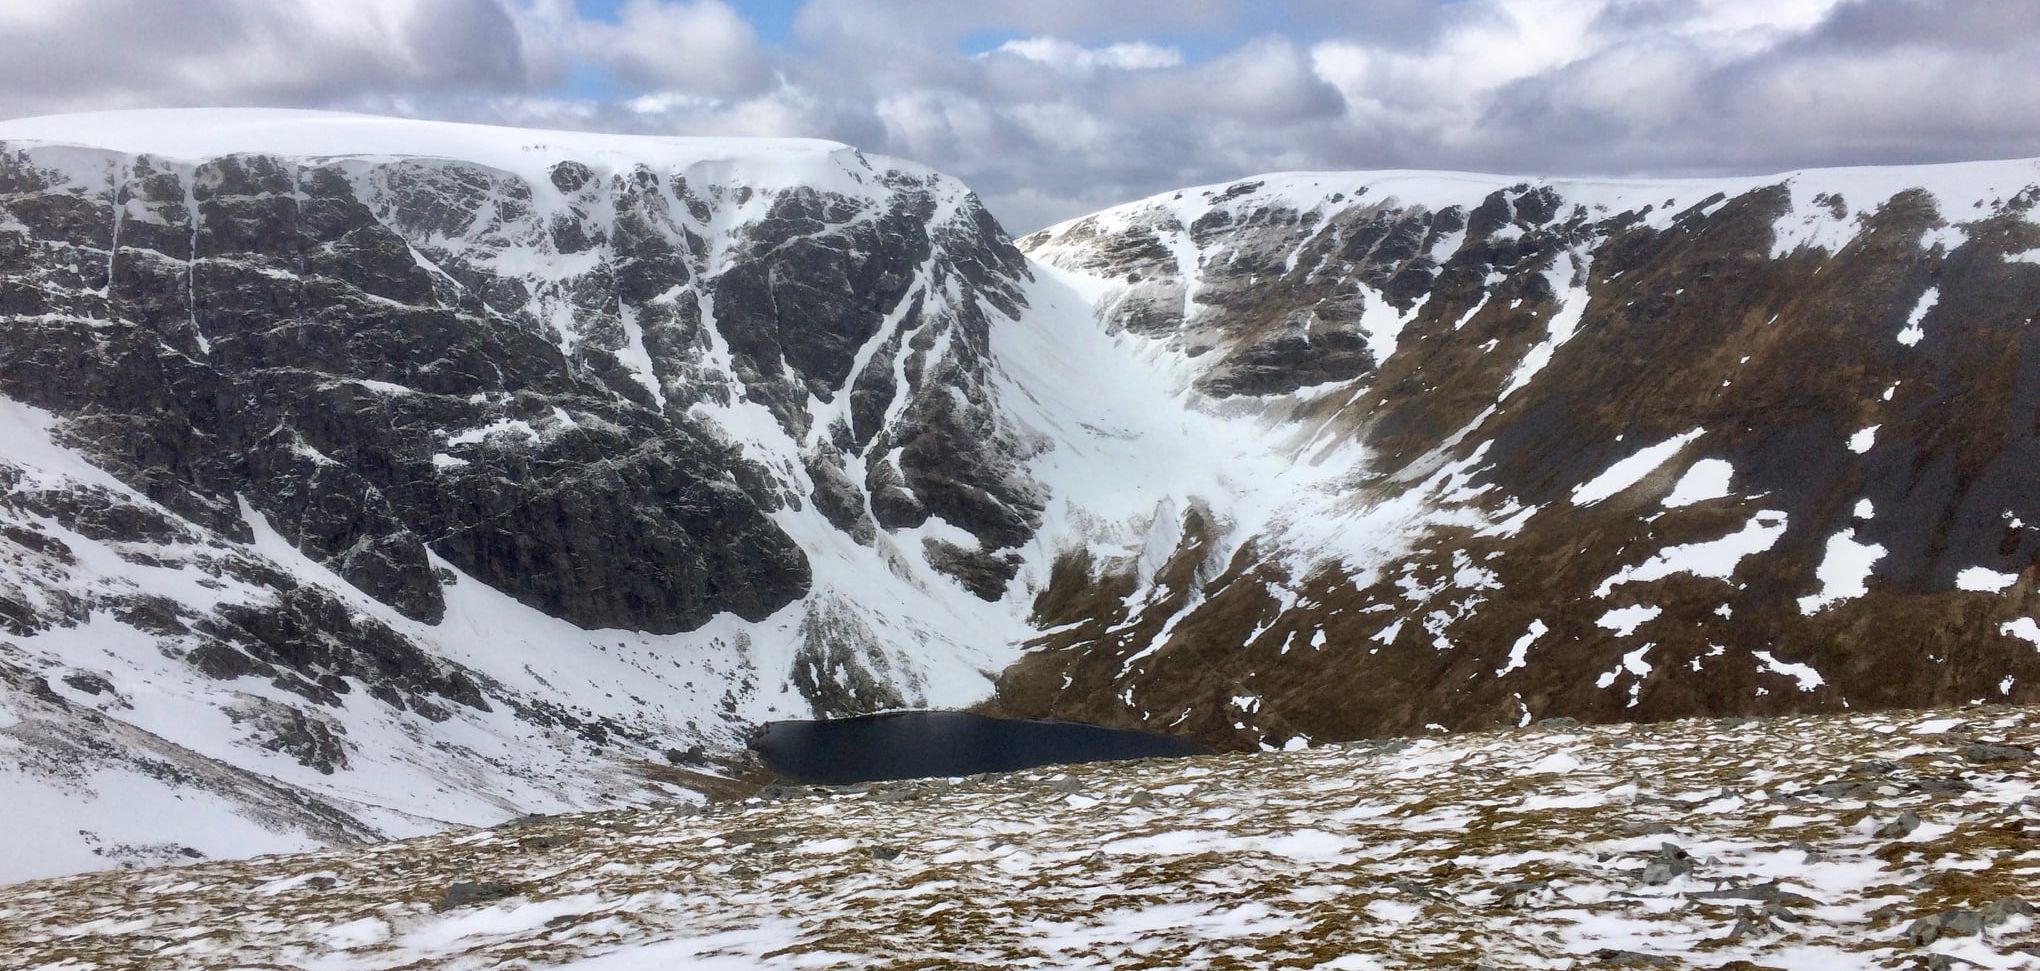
[749,710,1211,785]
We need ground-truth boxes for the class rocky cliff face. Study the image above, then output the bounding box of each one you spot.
[0,118,1038,635]
[0,110,1042,880]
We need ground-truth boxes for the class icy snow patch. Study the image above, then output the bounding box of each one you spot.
[1752,651,1825,691]
[1956,567,2019,592]
[1596,643,1656,692]
[1797,529,1887,614]
[0,108,867,197]
[1571,430,1704,506]
[1498,265,1589,401]
[1595,510,1787,596]
[1355,283,1421,367]
[1597,605,1661,637]
[2002,617,2040,648]
[1898,287,1937,346]
[1525,751,1582,774]
[320,916,391,950]
[1661,459,1734,508]
[1495,620,1548,677]
[445,418,539,447]
[1847,425,1879,454]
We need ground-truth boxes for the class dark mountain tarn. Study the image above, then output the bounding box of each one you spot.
[748,710,1211,785]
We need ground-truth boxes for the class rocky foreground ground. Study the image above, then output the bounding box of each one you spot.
[6,706,2040,970]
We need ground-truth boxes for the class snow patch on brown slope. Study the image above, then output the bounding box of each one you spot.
[1005,162,2040,750]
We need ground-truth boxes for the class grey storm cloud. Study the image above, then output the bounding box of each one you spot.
[1,0,2035,232]
[0,0,537,117]
[1472,0,2040,174]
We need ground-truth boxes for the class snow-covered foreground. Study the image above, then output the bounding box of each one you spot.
[7,707,2040,969]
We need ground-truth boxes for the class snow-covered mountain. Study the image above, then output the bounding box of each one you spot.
[0,109,1065,880]
[1006,162,2040,748]
[2,109,2039,882]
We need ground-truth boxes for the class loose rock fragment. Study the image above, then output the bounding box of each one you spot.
[1638,843,1696,886]
[1876,809,1923,839]
[1961,742,2035,764]
[1906,898,2034,946]
[437,881,518,911]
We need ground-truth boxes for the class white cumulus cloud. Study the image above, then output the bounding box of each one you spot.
[992,38,1184,75]
[0,0,2035,233]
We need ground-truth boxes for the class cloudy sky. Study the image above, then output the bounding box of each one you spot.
[1,0,2034,231]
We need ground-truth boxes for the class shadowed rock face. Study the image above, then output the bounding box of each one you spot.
[1008,167,2040,751]
[749,710,1211,785]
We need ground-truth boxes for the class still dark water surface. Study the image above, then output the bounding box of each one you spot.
[750,711,1211,785]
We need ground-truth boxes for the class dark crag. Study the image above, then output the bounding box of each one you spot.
[749,710,1212,785]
